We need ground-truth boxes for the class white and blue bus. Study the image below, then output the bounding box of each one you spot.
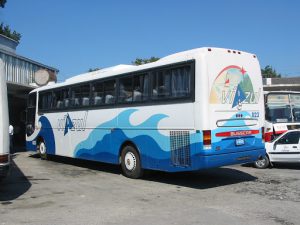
[26,47,265,178]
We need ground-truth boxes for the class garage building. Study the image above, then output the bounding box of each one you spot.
[0,34,58,150]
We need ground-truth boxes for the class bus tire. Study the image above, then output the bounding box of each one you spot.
[37,140,47,160]
[254,155,270,169]
[121,145,143,179]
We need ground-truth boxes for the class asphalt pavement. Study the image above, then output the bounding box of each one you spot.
[1,152,300,225]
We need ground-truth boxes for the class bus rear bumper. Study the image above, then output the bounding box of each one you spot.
[198,148,266,169]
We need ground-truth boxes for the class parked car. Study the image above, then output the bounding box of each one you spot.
[254,130,300,168]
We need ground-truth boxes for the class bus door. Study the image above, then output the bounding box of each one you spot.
[26,93,37,137]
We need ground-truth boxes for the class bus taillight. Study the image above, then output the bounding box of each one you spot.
[264,132,274,142]
[203,130,211,149]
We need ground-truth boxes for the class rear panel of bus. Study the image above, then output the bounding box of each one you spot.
[196,48,265,168]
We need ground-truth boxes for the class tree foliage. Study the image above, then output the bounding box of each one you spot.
[0,23,22,42]
[88,68,101,72]
[0,0,6,8]
[132,57,160,65]
[261,65,281,78]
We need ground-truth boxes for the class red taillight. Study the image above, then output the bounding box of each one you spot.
[203,130,211,145]
[0,154,9,163]
[264,132,274,142]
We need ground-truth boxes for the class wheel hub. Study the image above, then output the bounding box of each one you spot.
[124,152,136,171]
[39,143,46,154]
[256,159,266,167]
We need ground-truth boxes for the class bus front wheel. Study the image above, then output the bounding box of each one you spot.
[121,145,143,179]
[37,140,47,160]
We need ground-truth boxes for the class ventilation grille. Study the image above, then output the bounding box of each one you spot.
[170,131,191,167]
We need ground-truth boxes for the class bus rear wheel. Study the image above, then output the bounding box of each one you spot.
[37,140,47,160]
[121,145,143,179]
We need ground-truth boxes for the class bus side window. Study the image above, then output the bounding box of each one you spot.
[152,70,171,99]
[119,76,133,103]
[53,90,63,109]
[71,87,80,107]
[104,80,116,104]
[62,88,70,108]
[81,85,90,106]
[133,74,148,102]
[152,73,158,99]
[170,66,191,97]
[56,91,63,108]
[92,82,104,105]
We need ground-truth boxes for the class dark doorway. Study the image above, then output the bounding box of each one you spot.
[7,82,34,152]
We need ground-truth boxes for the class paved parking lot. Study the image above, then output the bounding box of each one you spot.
[1,152,300,225]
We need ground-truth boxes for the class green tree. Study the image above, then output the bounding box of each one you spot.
[132,57,160,65]
[0,23,22,42]
[0,0,6,8]
[261,65,281,78]
[88,68,101,72]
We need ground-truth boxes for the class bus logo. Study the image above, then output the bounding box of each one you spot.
[57,112,88,135]
[64,114,74,135]
[209,65,260,108]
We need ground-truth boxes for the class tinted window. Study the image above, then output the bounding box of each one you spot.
[53,88,70,109]
[278,132,300,145]
[91,82,104,105]
[71,84,90,107]
[133,74,149,102]
[36,61,193,111]
[170,66,191,97]
[152,70,171,99]
[39,92,53,110]
[119,76,133,103]
[104,80,116,104]
[152,65,191,100]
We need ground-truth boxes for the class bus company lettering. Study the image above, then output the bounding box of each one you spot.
[57,112,88,135]
[221,87,261,105]
[216,130,259,137]
[230,130,252,136]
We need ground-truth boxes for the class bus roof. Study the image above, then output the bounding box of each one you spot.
[30,47,257,93]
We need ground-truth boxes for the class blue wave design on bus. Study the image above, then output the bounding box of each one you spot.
[74,109,202,171]
[26,116,56,154]
[74,108,263,171]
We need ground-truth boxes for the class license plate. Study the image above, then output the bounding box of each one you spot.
[236,138,245,146]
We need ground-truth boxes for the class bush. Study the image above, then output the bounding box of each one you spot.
[0,23,22,42]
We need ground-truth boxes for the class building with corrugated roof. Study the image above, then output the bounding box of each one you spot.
[263,77,300,92]
[0,34,58,148]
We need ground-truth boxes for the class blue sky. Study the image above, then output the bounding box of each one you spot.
[1,0,300,81]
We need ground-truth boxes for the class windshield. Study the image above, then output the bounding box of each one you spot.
[266,93,300,123]
[291,94,300,122]
[266,105,292,123]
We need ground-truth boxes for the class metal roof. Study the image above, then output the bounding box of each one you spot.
[0,48,59,73]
